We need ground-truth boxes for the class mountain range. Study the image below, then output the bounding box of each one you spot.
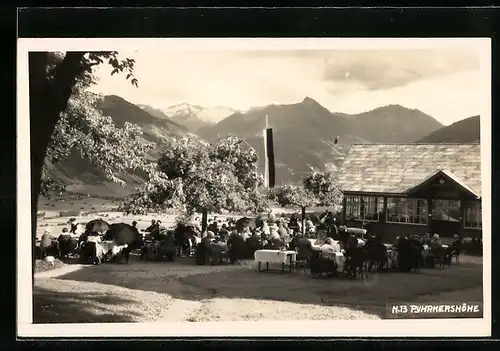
[46,94,480,197]
[138,103,237,133]
[198,97,445,182]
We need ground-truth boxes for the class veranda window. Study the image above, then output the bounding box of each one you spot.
[464,201,482,229]
[345,195,384,222]
[386,197,428,225]
[432,199,461,222]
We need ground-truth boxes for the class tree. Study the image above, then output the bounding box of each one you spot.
[301,167,343,210]
[267,183,317,209]
[268,183,318,236]
[29,51,138,281]
[268,168,344,236]
[119,135,270,230]
[42,89,154,195]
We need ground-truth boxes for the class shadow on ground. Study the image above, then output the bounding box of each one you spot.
[52,254,483,320]
[33,285,143,323]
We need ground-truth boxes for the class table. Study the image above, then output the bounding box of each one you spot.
[254,249,297,273]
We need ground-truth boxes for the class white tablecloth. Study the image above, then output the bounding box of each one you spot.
[255,249,297,264]
[309,238,340,247]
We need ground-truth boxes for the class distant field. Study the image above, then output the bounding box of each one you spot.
[35,194,331,239]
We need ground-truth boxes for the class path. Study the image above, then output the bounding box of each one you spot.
[33,255,483,323]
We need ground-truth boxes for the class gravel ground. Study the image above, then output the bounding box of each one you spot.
[33,254,483,323]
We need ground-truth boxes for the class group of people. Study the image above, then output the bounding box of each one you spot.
[37,209,469,275]
[135,210,342,265]
[37,226,81,260]
[388,232,462,271]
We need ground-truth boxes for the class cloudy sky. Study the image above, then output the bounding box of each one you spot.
[91,48,481,125]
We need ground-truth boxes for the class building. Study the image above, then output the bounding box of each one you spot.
[336,144,482,242]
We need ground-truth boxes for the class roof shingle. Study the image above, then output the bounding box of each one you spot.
[337,144,482,197]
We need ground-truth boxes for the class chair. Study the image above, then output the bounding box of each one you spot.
[449,242,461,264]
[343,247,368,280]
[295,238,314,274]
[433,246,448,269]
[295,248,311,274]
[451,249,461,264]
[228,237,247,265]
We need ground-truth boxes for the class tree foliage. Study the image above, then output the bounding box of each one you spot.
[268,168,344,210]
[41,88,154,194]
[119,135,270,216]
[267,184,317,209]
[301,167,343,209]
[29,50,140,282]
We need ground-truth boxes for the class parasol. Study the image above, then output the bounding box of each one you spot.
[106,222,140,246]
[85,219,110,234]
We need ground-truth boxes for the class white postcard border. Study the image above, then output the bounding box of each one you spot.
[17,37,492,338]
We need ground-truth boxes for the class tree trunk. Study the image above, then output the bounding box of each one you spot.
[29,52,87,284]
[201,209,208,233]
[301,206,306,237]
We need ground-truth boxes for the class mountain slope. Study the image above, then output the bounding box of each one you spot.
[418,115,480,143]
[348,104,444,143]
[200,98,444,184]
[98,95,188,142]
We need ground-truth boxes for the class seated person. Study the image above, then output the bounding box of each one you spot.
[227,231,246,263]
[40,229,57,259]
[264,228,283,249]
[446,234,461,262]
[219,224,230,238]
[296,236,316,260]
[288,214,299,229]
[58,227,71,240]
[241,227,251,241]
[159,230,177,261]
[420,233,431,246]
[430,233,443,254]
[320,237,341,261]
[391,236,400,251]
[277,221,288,238]
[246,232,262,254]
[208,220,219,235]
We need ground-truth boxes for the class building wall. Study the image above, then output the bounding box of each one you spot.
[342,193,483,243]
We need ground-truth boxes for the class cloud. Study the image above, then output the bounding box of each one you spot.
[321,49,479,92]
[90,48,482,125]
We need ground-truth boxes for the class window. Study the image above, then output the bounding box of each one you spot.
[432,199,461,222]
[386,198,428,225]
[345,195,384,222]
[464,201,482,229]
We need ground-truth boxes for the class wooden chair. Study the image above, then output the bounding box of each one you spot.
[294,249,310,274]
[295,238,314,274]
[433,247,448,269]
[451,249,461,264]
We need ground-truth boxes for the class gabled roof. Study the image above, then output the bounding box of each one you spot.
[405,169,480,199]
[337,144,481,197]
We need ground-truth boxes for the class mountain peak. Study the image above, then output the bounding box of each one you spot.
[302,96,319,105]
